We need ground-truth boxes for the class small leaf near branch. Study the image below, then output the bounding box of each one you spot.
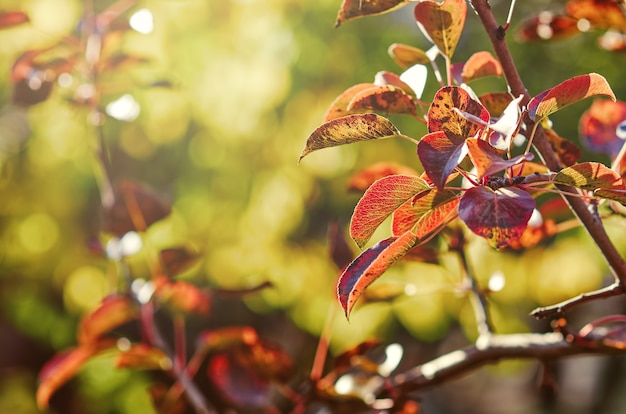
[466,138,533,178]
[77,295,139,346]
[428,86,490,137]
[458,186,536,249]
[545,128,582,167]
[338,231,418,319]
[527,73,616,121]
[388,43,431,69]
[350,174,430,248]
[461,51,503,83]
[336,0,410,27]
[348,162,418,192]
[417,130,469,190]
[392,189,460,238]
[299,114,401,161]
[324,83,376,122]
[414,0,467,59]
[347,85,418,116]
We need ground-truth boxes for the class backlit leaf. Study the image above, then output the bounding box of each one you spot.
[238,339,295,383]
[338,231,418,319]
[208,353,271,407]
[417,131,468,189]
[545,128,582,167]
[458,186,536,249]
[103,180,172,237]
[77,295,139,346]
[348,162,418,192]
[579,99,626,156]
[116,344,172,370]
[516,13,580,42]
[197,327,259,354]
[350,174,430,248]
[0,10,29,28]
[414,0,467,58]
[300,114,401,161]
[388,43,430,69]
[374,71,415,95]
[565,0,626,31]
[324,83,376,122]
[461,51,503,83]
[37,341,114,409]
[154,275,211,315]
[527,73,616,121]
[336,0,411,27]
[553,161,625,190]
[428,86,490,137]
[347,85,418,116]
[391,189,459,237]
[478,92,514,117]
[466,138,533,178]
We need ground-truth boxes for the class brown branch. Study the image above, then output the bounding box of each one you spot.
[469,0,626,316]
[531,282,624,318]
[388,332,621,394]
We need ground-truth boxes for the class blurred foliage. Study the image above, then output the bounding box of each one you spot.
[2,0,626,413]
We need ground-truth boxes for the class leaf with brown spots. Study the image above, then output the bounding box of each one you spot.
[478,92,514,117]
[388,43,431,69]
[324,83,377,122]
[414,0,467,58]
[336,0,411,27]
[300,114,401,161]
[544,128,582,167]
[428,86,490,137]
[348,85,418,116]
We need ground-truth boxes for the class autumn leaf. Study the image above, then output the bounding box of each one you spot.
[374,71,415,95]
[417,131,468,190]
[552,161,625,191]
[197,327,259,354]
[428,86,490,137]
[391,189,460,237]
[478,92,514,117]
[414,0,467,58]
[348,162,418,192]
[516,13,580,42]
[579,99,626,157]
[338,231,418,319]
[527,73,616,121]
[336,0,411,27]
[461,51,503,83]
[545,128,582,167]
[388,43,430,69]
[350,174,430,248]
[347,85,418,116]
[300,114,401,161]
[153,275,211,315]
[324,83,376,122]
[565,0,626,31]
[77,295,139,346]
[458,186,536,249]
[116,344,172,370]
[0,10,29,29]
[466,138,533,178]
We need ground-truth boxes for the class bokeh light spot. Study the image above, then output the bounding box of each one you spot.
[17,213,59,254]
[63,266,108,312]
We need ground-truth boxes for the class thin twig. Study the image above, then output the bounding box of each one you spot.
[530,282,624,319]
[457,247,493,336]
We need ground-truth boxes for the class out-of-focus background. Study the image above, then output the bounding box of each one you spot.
[3,0,626,413]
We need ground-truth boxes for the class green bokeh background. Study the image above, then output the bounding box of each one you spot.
[2,0,626,413]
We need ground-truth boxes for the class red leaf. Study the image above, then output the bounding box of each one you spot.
[338,231,418,319]
[0,10,29,28]
[466,138,533,178]
[208,353,271,407]
[417,131,468,190]
[103,180,172,237]
[392,190,459,238]
[116,344,172,370]
[387,43,430,69]
[428,86,490,137]
[37,342,114,409]
[516,13,580,42]
[300,114,401,161]
[77,295,139,346]
[348,162,418,192]
[579,99,626,156]
[527,73,616,121]
[324,83,376,122]
[160,247,201,277]
[350,175,430,248]
[414,0,467,58]
[458,186,536,249]
[565,0,626,31]
[347,85,418,116]
[336,0,410,27]
[461,51,503,83]
[545,128,582,167]
[154,276,211,315]
[197,327,259,354]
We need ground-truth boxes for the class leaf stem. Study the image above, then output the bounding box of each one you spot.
[456,246,493,336]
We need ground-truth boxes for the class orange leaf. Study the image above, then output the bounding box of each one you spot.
[336,0,411,27]
[348,162,418,192]
[197,327,259,354]
[324,83,376,122]
[566,0,626,31]
[544,128,582,167]
[461,51,502,83]
[350,174,430,248]
[528,73,616,121]
[116,344,172,370]
[154,276,211,315]
[347,85,418,116]
[478,92,514,117]
[414,0,467,58]
[0,10,29,28]
[388,43,430,69]
[516,12,580,42]
[77,295,139,346]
